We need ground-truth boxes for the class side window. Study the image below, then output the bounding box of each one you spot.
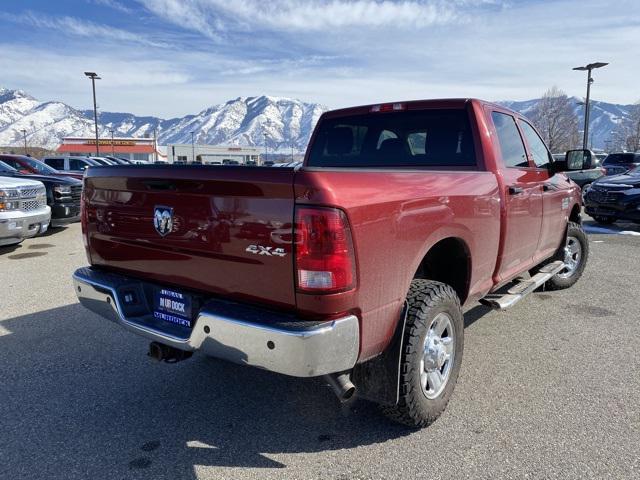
[519,120,553,168]
[45,158,64,170]
[2,158,18,169]
[69,159,88,170]
[407,132,427,154]
[491,112,528,168]
[376,130,398,149]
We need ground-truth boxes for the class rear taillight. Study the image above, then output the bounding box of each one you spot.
[295,207,356,293]
[80,189,92,263]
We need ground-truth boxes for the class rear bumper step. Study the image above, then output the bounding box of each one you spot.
[72,267,360,377]
[480,261,565,310]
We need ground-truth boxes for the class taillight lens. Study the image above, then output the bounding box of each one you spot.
[80,188,92,263]
[295,207,356,293]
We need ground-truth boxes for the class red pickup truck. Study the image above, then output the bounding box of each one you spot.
[73,99,588,427]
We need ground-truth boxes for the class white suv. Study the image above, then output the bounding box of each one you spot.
[0,177,51,247]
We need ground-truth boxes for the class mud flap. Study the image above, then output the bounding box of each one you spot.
[351,303,408,406]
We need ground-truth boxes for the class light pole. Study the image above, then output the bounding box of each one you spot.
[84,71,101,156]
[109,129,115,155]
[153,128,158,163]
[190,131,195,163]
[21,129,27,155]
[573,62,608,150]
[263,133,268,163]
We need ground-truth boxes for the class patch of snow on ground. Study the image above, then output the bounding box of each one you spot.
[584,225,640,236]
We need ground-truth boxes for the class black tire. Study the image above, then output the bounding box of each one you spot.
[381,280,464,428]
[544,222,589,290]
[593,215,616,225]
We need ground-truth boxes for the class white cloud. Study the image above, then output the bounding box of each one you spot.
[0,44,189,113]
[0,0,638,118]
[135,0,224,41]
[137,0,493,35]
[0,11,166,48]
[88,0,134,14]
[206,0,458,30]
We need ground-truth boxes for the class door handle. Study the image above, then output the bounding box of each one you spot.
[508,186,524,195]
[542,184,557,192]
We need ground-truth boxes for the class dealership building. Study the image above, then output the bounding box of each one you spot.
[57,137,158,162]
[166,144,262,164]
[57,137,263,165]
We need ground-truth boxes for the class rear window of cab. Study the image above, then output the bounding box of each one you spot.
[307,109,477,168]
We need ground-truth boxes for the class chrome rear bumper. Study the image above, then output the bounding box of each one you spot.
[72,267,359,377]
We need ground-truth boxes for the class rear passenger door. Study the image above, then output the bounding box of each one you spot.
[518,119,567,261]
[491,111,544,282]
[44,158,64,170]
[69,158,90,172]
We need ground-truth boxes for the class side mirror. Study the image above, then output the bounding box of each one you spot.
[566,149,593,170]
[552,149,593,173]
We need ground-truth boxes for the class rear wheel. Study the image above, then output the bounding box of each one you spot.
[381,280,464,428]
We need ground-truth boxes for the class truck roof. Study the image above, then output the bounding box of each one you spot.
[322,98,517,119]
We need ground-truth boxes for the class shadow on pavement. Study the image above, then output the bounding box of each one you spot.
[582,218,640,235]
[0,225,70,256]
[0,242,24,255]
[0,303,415,479]
[462,304,492,329]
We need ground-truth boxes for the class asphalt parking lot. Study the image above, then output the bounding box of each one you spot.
[1,220,639,480]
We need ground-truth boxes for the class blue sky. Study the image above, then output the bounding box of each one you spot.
[0,0,638,117]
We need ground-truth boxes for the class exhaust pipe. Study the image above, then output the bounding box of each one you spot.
[324,372,356,403]
[148,342,193,363]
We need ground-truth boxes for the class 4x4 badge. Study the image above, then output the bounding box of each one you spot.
[154,206,174,236]
[246,244,286,257]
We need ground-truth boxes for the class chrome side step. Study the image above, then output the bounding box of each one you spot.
[480,261,565,310]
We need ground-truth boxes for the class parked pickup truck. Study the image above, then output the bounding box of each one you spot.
[0,158,82,227]
[0,176,51,246]
[73,99,587,427]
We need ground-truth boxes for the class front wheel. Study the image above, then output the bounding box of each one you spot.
[544,222,589,290]
[381,280,464,428]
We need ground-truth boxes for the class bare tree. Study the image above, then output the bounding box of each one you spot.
[528,87,580,153]
[611,101,640,152]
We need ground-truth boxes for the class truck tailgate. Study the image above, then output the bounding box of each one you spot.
[83,166,296,308]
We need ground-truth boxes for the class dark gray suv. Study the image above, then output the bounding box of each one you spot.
[602,152,640,176]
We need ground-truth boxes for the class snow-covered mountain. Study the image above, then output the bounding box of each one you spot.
[86,96,327,151]
[501,97,634,150]
[0,88,326,152]
[0,87,634,151]
[0,88,113,149]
